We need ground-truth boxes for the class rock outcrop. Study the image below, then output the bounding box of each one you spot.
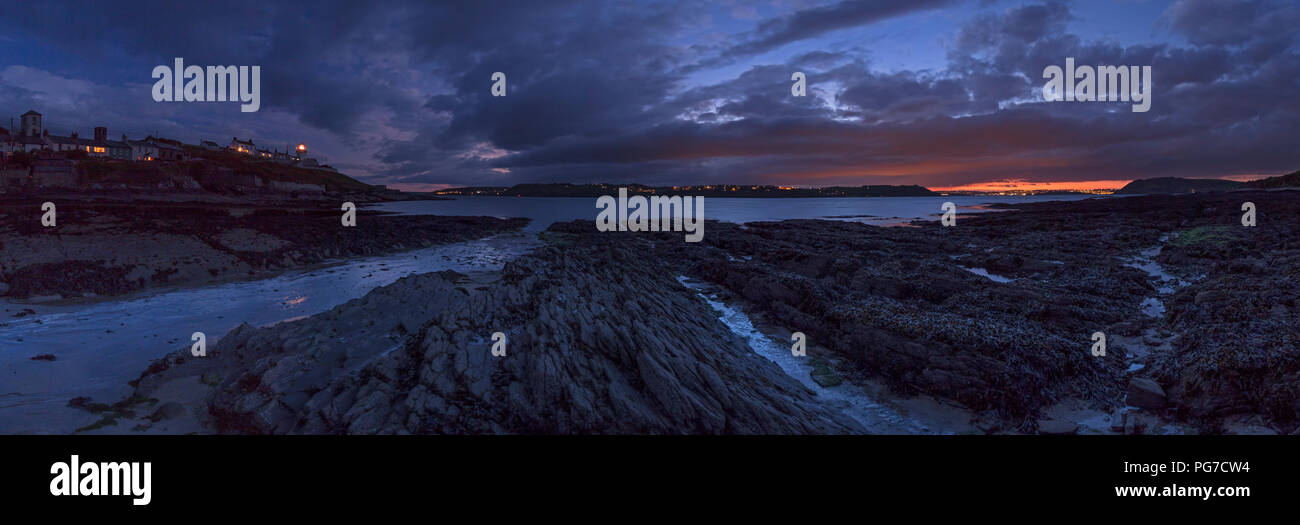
[127,241,863,434]
[0,201,528,299]
[119,189,1300,434]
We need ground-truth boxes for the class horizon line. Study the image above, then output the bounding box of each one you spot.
[387,174,1280,194]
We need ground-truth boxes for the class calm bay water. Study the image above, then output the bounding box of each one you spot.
[371,194,1107,230]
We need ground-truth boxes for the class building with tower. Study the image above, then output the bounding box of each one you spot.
[20,110,42,137]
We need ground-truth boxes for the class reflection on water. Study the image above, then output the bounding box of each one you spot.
[373,194,1105,229]
[0,232,540,434]
[679,276,931,434]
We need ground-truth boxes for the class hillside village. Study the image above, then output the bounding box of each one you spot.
[0,109,356,195]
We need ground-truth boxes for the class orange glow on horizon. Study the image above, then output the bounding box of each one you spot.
[392,174,1273,195]
[927,179,1134,192]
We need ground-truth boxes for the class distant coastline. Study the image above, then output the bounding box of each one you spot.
[435,182,937,198]
[433,182,1135,199]
[434,172,1300,199]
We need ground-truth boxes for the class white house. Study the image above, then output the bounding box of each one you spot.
[230,137,255,154]
[127,139,159,161]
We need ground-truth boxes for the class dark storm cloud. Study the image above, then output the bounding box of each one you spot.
[367,0,704,182]
[955,0,1071,50]
[475,0,1298,187]
[0,2,276,61]
[837,71,972,122]
[1161,0,1300,46]
[1,0,1297,188]
[720,0,960,59]
[383,0,1295,188]
[0,0,425,161]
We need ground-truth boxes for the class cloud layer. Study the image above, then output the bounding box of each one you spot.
[1,0,1296,189]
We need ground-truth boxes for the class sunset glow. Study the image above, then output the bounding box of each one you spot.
[927,179,1135,193]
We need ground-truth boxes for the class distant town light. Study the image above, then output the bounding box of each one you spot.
[297,144,306,152]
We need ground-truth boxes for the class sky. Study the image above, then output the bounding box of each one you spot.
[1,0,1297,191]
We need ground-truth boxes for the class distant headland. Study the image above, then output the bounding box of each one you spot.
[1114,171,1300,194]
[436,183,937,198]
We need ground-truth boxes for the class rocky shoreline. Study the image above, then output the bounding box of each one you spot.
[648,190,1299,434]
[95,190,1299,434]
[0,198,528,302]
[116,243,862,434]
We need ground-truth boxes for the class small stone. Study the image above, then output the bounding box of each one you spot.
[1109,412,1126,433]
[809,364,842,387]
[974,411,1002,434]
[1037,419,1079,435]
[1124,412,1157,435]
[150,401,185,421]
[1127,377,1166,410]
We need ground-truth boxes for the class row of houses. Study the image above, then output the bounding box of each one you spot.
[222,136,305,164]
[1,110,186,162]
[1,110,311,167]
